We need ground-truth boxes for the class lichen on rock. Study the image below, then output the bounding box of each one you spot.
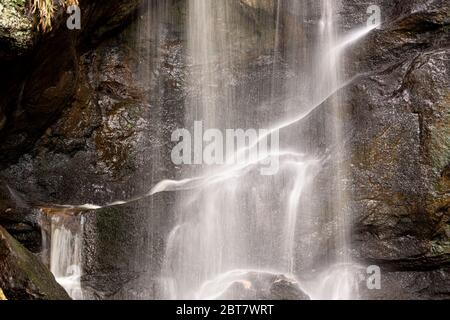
[0,0,34,57]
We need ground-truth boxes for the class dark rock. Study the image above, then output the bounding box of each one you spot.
[0,0,143,168]
[269,275,311,300]
[201,271,310,300]
[0,184,42,253]
[0,0,144,300]
[1,0,185,300]
[0,225,70,300]
[358,267,450,300]
[0,0,34,60]
[339,0,450,298]
[81,193,176,299]
[0,0,448,301]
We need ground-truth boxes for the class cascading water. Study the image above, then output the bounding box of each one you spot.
[41,213,85,300]
[40,0,380,301]
[161,0,358,300]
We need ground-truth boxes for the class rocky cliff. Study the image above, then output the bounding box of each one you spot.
[0,0,448,300]
[339,0,450,299]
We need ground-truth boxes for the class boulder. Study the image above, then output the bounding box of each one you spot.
[197,271,310,300]
[0,225,70,300]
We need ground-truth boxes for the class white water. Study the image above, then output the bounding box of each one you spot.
[161,0,360,300]
[42,0,379,301]
[47,215,84,300]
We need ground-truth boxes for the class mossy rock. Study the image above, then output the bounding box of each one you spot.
[0,225,70,300]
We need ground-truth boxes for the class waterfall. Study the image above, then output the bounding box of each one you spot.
[39,0,379,301]
[161,0,359,300]
[41,213,85,300]
[162,0,242,299]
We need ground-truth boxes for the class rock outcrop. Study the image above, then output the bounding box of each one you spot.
[337,0,450,299]
[0,184,42,253]
[0,0,142,168]
[0,0,144,300]
[0,0,279,299]
[0,0,448,300]
[197,271,310,300]
[0,225,70,300]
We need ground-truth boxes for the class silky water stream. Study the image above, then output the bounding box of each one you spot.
[42,0,379,300]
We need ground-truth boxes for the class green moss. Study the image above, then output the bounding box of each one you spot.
[94,206,137,271]
[0,226,70,300]
[431,240,450,256]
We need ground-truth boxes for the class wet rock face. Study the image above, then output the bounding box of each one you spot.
[0,0,145,238]
[0,209,42,254]
[239,0,277,24]
[0,225,70,300]
[0,0,145,300]
[0,184,42,254]
[0,0,281,300]
[0,1,185,205]
[339,0,450,298]
[0,0,143,169]
[0,0,448,300]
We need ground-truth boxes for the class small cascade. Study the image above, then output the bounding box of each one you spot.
[41,213,85,300]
